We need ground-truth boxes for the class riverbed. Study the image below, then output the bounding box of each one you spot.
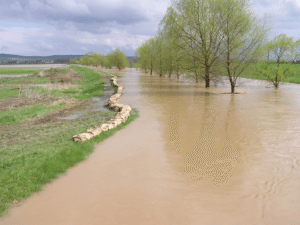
[1,68,300,225]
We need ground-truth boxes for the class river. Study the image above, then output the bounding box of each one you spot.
[1,68,300,225]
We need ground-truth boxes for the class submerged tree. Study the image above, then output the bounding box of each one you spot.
[258,34,300,88]
[171,0,227,87]
[219,0,268,93]
[135,38,156,74]
[153,36,164,76]
[158,7,186,80]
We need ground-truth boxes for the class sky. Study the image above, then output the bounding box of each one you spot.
[0,0,299,57]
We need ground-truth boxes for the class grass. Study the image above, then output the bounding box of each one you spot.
[0,76,50,85]
[0,66,106,124]
[0,109,138,216]
[0,87,20,99]
[66,66,105,100]
[0,103,67,126]
[0,65,138,216]
[0,68,41,75]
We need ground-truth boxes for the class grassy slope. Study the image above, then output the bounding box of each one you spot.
[0,66,139,217]
[0,68,41,75]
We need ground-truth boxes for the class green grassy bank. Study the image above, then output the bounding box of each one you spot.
[0,68,41,75]
[237,63,300,84]
[0,66,139,217]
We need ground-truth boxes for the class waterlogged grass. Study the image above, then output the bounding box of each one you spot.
[0,76,50,85]
[0,66,106,125]
[0,109,139,217]
[0,103,66,126]
[0,68,41,75]
[0,87,19,99]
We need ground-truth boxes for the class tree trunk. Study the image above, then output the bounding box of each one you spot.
[231,82,235,93]
[205,66,210,88]
[205,74,210,87]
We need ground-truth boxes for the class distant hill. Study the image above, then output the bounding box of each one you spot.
[0,54,85,60]
[0,54,135,60]
[0,54,136,65]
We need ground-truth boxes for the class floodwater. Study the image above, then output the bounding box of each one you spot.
[0,64,68,68]
[1,68,300,224]
[0,74,31,78]
[0,64,69,78]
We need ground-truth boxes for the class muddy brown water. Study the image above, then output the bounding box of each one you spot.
[1,68,300,225]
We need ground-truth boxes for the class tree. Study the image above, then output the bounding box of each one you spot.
[105,52,113,69]
[135,38,156,74]
[69,57,78,64]
[78,54,92,66]
[171,0,226,87]
[158,7,186,79]
[107,49,128,70]
[90,52,105,67]
[219,0,268,93]
[258,34,300,88]
[153,36,164,76]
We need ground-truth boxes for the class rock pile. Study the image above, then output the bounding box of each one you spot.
[73,74,132,142]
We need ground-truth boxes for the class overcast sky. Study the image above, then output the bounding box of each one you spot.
[0,0,299,56]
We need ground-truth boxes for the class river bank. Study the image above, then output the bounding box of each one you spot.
[1,67,300,224]
[0,65,138,216]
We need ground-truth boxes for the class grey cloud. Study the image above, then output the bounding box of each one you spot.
[29,39,54,52]
[1,0,149,30]
[0,0,171,56]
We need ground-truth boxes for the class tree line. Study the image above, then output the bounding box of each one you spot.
[134,0,300,93]
[70,48,129,70]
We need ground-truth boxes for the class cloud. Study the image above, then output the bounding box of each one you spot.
[252,0,300,39]
[3,0,299,57]
[80,47,88,51]
[1,0,150,29]
[31,40,54,51]
[0,46,9,51]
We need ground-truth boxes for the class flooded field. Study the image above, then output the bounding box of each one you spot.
[0,64,67,69]
[1,68,300,224]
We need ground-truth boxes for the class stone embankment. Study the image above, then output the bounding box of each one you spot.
[72,74,132,142]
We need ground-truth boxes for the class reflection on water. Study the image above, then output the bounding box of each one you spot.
[137,70,300,223]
